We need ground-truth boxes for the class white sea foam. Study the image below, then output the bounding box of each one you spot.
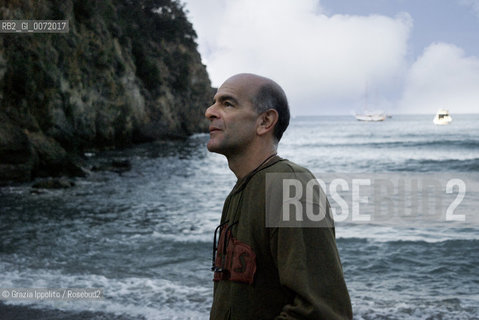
[335,222,479,243]
[0,266,212,320]
[2,115,479,319]
[150,231,211,243]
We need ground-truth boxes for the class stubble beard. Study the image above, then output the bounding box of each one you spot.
[207,133,247,158]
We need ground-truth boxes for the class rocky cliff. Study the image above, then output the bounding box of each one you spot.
[0,0,212,183]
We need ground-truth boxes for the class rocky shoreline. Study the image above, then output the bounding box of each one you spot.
[0,0,212,184]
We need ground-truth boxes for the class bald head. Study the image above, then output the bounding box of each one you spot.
[223,73,272,92]
[223,73,290,142]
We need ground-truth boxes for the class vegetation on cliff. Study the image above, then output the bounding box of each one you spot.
[0,0,212,183]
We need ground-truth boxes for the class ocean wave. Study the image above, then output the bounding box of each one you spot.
[151,231,211,243]
[395,158,479,172]
[337,236,479,246]
[0,267,212,320]
[336,224,479,243]
[284,138,479,150]
[352,296,478,320]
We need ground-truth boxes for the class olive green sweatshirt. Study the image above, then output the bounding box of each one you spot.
[210,156,352,320]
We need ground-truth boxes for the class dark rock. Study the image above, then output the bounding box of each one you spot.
[0,163,33,184]
[0,0,212,184]
[91,159,131,173]
[0,116,35,182]
[63,157,90,177]
[0,120,32,165]
[27,131,68,177]
[27,131,88,178]
[32,177,75,189]
[111,159,131,170]
[0,300,144,320]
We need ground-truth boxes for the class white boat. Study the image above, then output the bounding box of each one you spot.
[355,85,386,121]
[355,112,386,122]
[433,109,452,125]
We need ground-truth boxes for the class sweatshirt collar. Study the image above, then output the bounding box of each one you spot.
[232,155,283,194]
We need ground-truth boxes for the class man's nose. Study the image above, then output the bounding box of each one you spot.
[205,103,218,120]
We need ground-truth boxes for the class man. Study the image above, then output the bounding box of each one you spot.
[205,73,352,319]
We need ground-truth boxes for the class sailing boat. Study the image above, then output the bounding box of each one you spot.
[355,113,386,121]
[354,85,386,121]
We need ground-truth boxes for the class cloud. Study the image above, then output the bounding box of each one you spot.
[459,0,479,19]
[398,43,479,114]
[182,0,226,56]
[183,0,412,115]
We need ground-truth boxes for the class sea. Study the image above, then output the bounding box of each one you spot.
[1,114,478,320]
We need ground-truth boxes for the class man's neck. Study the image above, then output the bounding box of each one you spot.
[226,144,277,179]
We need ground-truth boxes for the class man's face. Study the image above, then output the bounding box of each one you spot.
[204,75,261,156]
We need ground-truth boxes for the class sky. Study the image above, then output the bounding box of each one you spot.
[182,0,479,115]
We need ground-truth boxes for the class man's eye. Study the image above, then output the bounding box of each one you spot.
[224,101,233,107]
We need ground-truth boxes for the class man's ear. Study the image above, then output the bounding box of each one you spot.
[257,109,279,136]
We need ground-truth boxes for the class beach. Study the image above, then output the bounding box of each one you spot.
[1,114,478,319]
